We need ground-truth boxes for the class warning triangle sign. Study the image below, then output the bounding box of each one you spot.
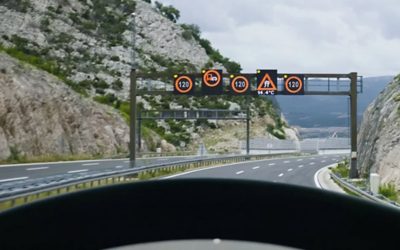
[257,73,277,91]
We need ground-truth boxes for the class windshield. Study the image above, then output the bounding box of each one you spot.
[0,0,400,249]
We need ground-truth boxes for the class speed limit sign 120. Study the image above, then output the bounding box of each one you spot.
[173,75,195,95]
[283,74,304,95]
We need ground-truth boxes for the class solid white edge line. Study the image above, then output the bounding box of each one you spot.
[0,176,29,183]
[26,166,49,171]
[68,169,88,174]
[313,163,338,189]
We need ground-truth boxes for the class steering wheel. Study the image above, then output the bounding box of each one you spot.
[0,179,399,249]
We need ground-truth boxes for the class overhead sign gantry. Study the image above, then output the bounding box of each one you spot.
[173,69,311,96]
[131,69,363,178]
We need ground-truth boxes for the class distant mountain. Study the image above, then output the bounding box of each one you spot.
[275,76,394,128]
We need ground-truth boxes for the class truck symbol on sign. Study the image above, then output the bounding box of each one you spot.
[206,74,218,82]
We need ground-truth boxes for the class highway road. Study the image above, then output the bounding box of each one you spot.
[0,154,346,189]
[0,156,208,183]
[165,154,346,188]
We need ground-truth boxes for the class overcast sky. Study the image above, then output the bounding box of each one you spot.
[159,0,400,77]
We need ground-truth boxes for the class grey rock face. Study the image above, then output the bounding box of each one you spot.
[0,53,129,159]
[357,75,400,186]
[0,0,214,100]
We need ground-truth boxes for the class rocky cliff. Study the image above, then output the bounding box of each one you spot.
[0,0,297,159]
[0,52,129,160]
[0,0,218,98]
[357,75,400,186]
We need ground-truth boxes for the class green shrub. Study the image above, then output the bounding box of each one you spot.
[180,24,201,40]
[3,0,32,13]
[110,55,120,61]
[332,160,350,178]
[379,183,398,201]
[111,79,123,90]
[93,93,117,105]
[182,30,192,40]
[78,80,93,89]
[7,146,25,162]
[40,18,51,32]
[155,1,180,23]
[49,32,74,44]
[150,54,170,67]
[394,93,400,102]
[69,12,82,25]
[93,80,109,89]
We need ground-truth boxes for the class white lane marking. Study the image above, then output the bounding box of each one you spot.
[82,163,99,166]
[288,168,293,172]
[298,165,304,168]
[311,157,315,160]
[252,166,260,170]
[0,176,29,183]
[309,162,315,165]
[236,171,244,175]
[163,155,318,179]
[283,160,291,163]
[314,164,338,188]
[278,173,284,177]
[68,169,88,174]
[297,159,303,162]
[26,166,49,171]
[115,166,124,169]
[321,160,326,163]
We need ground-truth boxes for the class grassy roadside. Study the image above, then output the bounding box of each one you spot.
[330,159,400,202]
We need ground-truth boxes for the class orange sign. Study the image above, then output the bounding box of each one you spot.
[174,75,193,94]
[284,75,304,94]
[231,76,249,94]
[202,69,222,87]
[257,73,277,91]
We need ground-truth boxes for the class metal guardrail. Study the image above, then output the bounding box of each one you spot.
[0,152,300,212]
[330,172,400,209]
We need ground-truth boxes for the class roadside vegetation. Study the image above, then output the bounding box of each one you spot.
[379,183,398,201]
[0,151,98,165]
[331,159,350,178]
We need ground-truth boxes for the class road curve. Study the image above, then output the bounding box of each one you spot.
[165,154,346,188]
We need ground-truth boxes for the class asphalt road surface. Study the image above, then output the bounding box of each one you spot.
[0,154,346,188]
[165,154,346,188]
[0,156,209,183]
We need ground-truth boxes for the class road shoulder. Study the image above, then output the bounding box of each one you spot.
[315,164,346,194]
